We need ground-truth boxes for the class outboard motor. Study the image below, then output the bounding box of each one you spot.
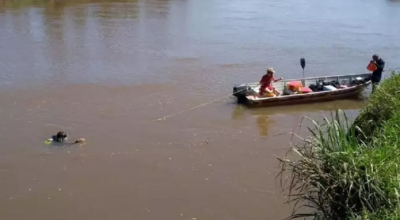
[233,84,251,103]
[233,84,251,96]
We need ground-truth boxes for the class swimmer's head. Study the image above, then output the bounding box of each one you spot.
[54,131,68,142]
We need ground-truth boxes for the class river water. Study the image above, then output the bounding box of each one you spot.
[1,0,400,219]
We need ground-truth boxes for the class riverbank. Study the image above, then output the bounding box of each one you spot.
[278,72,400,220]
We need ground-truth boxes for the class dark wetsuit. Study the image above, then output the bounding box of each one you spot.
[52,135,66,143]
[371,58,385,83]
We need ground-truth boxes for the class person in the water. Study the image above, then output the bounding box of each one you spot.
[46,131,85,144]
[52,131,68,142]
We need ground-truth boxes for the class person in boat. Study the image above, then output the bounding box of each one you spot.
[259,67,283,97]
[370,54,385,93]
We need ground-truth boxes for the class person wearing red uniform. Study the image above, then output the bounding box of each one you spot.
[259,68,283,97]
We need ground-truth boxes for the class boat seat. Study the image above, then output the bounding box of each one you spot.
[248,86,263,97]
[252,86,260,94]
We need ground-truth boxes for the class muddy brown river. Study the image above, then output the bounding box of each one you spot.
[1,0,400,219]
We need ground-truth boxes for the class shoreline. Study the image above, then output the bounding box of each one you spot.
[278,71,400,219]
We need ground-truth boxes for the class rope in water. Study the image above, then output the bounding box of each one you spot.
[155,66,400,121]
[155,89,247,121]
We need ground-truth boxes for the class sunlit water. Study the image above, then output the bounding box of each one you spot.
[1,0,400,219]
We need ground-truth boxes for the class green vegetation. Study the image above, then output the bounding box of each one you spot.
[352,72,400,143]
[278,72,400,220]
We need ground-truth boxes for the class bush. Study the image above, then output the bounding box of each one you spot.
[278,72,400,220]
[352,72,400,143]
[278,110,400,220]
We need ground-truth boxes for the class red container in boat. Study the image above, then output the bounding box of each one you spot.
[287,81,303,91]
[298,87,312,94]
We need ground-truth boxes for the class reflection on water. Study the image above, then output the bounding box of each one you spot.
[0,0,140,9]
[0,0,182,87]
[231,104,246,120]
[2,0,400,89]
[256,115,272,137]
[231,99,367,137]
[232,105,273,137]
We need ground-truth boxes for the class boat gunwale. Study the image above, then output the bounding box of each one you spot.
[247,82,369,101]
[243,73,372,87]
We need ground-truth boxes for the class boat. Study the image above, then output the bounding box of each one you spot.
[232,73,372,107]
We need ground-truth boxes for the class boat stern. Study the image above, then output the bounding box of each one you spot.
[233,84,251,102]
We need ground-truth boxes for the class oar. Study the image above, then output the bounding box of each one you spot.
[300,58,306,79]
[300,58,306,86]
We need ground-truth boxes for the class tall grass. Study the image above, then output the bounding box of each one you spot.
[352,72,400,143]
[278,72,400,220]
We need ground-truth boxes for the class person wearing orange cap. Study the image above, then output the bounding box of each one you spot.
[370,54,385,93]
[259,68,283,97]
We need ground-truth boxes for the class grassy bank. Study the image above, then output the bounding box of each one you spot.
[278,72,400,220]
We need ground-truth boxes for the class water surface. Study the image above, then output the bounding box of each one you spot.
[1,0,400,219]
